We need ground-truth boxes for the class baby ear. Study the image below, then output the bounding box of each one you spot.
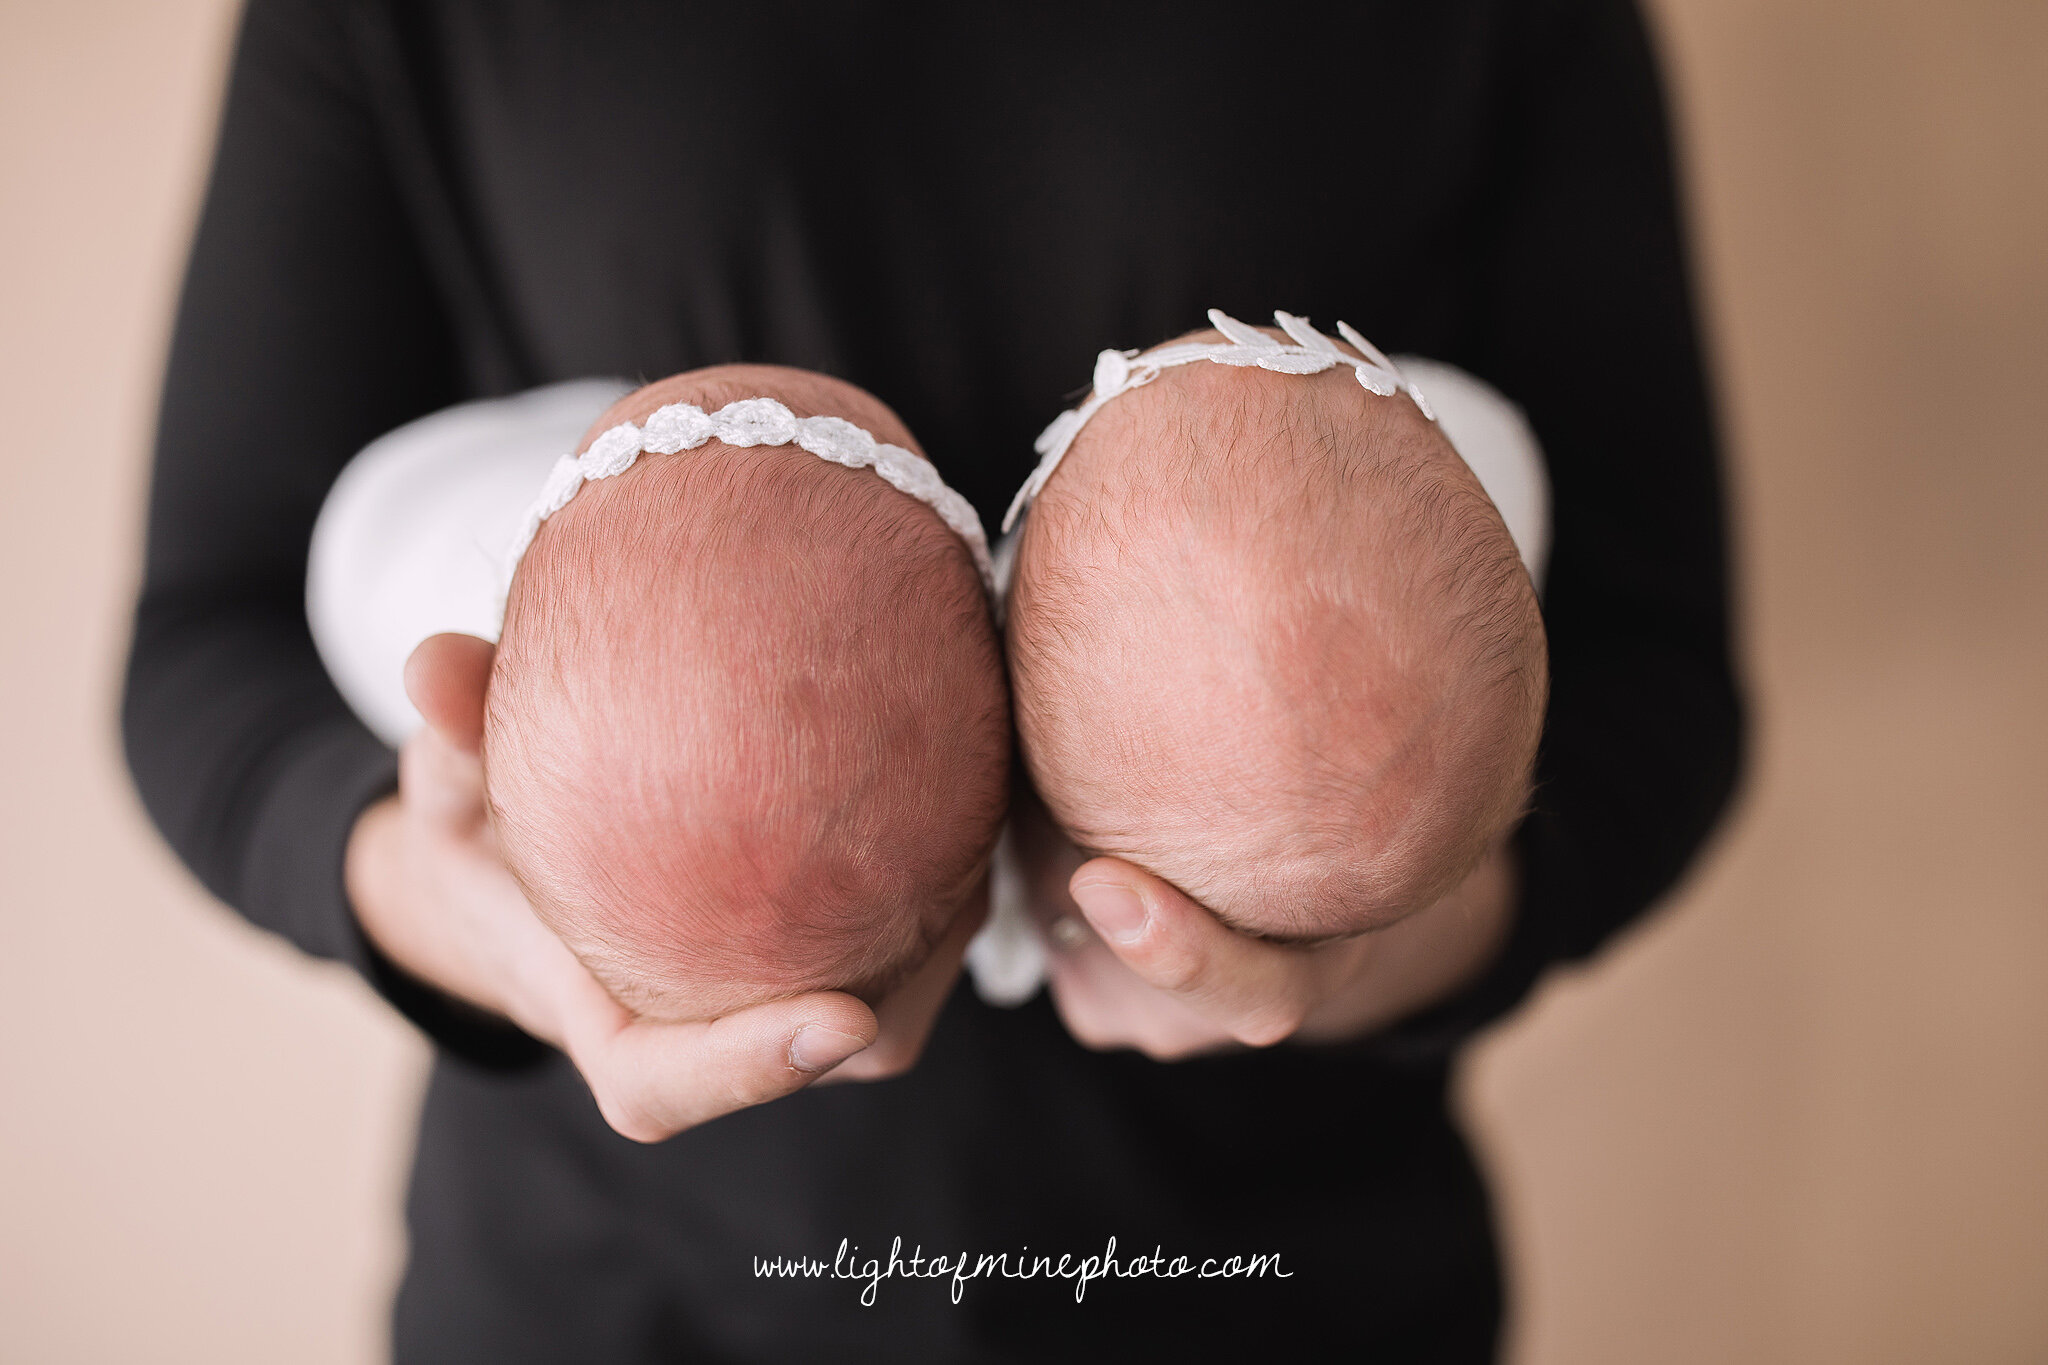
[404,633,496,756]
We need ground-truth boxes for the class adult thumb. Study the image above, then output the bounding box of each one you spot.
[404,633,495,757]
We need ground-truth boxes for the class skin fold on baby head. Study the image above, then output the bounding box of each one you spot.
[486,365,1009,1022]
[1007,329,1548,942]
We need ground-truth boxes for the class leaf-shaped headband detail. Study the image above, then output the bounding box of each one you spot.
[1002,309,1435,534]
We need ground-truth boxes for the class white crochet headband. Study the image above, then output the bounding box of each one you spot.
[503,396,994,597]
[1001,308,1436,533]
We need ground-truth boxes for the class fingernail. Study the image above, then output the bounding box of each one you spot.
[1072,881,1148,945]
[789,1025,868,1075]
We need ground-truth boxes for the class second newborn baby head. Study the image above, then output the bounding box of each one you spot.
[486,366,1008,1021]
[1008,332,1547,942]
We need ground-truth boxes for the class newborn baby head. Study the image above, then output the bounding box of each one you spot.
[486,365,1008,1020]
[1008,329,1546,941]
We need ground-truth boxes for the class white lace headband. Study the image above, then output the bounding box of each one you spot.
[502,396,995,598]
[1001,308,1436,533]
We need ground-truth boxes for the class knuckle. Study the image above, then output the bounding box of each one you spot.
[1230,1004,1305,1049]
[593,1086,669,1144]
[1054,1004,1127,1055]
[1069,1023,1125,1053]
[719,1067,777,1114]
[1136,1037,1192,1062]
[1148,946,1209,995]
[1136,1022,1220,1061]
[729,1040,814,1110]
[579,1053,672,1143]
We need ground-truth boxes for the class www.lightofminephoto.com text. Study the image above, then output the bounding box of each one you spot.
[753,1237,1292,1306]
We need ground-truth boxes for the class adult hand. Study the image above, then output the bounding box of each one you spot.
[1011,792,1517,1061]
[345,633,975,1140]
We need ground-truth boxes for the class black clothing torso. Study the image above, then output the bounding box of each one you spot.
[124,2,1742,1359]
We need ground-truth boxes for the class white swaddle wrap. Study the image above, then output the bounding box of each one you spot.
[309,378,632,747]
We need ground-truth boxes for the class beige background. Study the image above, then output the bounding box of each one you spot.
[2,0,2042,1359]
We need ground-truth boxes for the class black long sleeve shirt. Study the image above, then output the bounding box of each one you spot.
[123,2,1742,1359]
